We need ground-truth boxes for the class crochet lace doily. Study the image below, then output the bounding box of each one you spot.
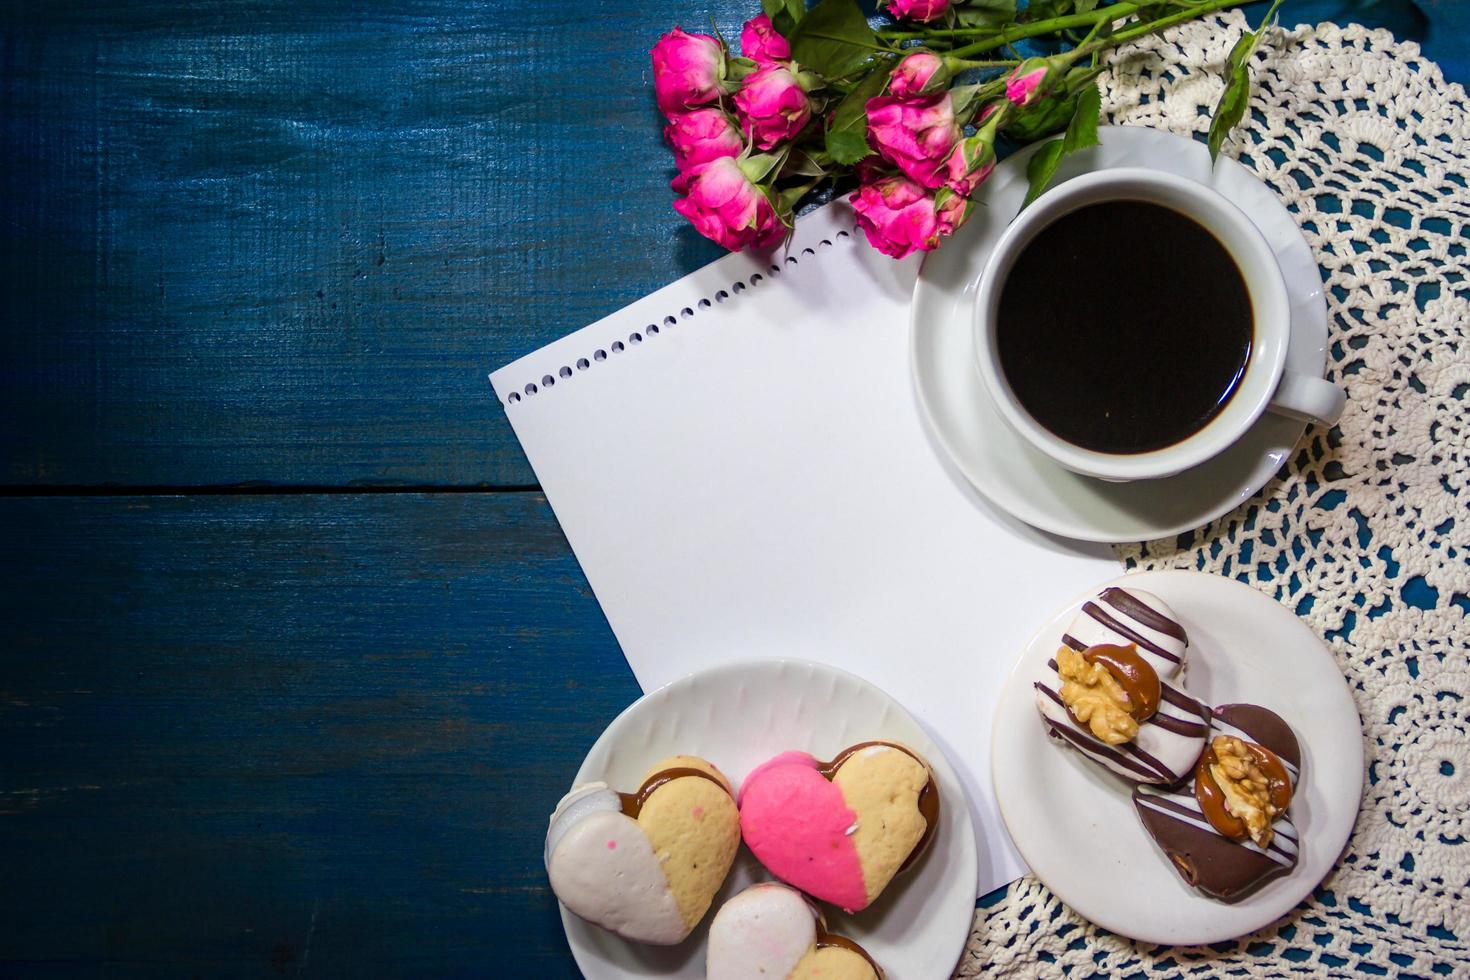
[959,12,1470,978]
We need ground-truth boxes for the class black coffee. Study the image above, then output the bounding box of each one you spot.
[996,200,1252,455]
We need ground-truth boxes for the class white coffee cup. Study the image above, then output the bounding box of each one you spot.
[973,167,1344,482]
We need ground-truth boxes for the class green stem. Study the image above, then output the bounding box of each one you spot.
[950,59,1021,69]
[798,31,901,55]
[1076,0,1267,57]
[946,0,1263,60]
[880,1,1150,42]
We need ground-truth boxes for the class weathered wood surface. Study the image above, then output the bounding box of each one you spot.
[2,1,1468,976]
[0,492,633,976]
[0,0,1460,489]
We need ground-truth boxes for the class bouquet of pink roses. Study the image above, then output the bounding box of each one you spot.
[652,0,1281,258]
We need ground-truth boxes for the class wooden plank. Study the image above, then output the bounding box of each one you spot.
[0,492,638,975]
[0,1,733,488]
[2,1,1460,489]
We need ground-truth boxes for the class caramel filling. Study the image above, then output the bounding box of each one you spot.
[1194,737,1293,845]
[814,922,886,979]
[1083,644,1160,722]
[617,766,731,818]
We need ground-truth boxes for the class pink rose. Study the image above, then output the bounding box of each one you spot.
[652,28,727,116]
[672,156,786,251]
[664,108,743,170]
[1005,58,1053,107]
[865,93,961,189]
[889,51,948,98]
[849,176,945,259]
[740,13,791,65]
[885,0,951,22]
[734,64,812,150]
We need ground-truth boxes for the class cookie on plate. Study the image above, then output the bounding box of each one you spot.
[1034,586,1211,784]
[544,755,739,944]
[739,742,938,912]
[707,882,883,980]
[1134,703,1302,901]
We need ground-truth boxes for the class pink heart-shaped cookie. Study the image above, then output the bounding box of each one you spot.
[738,743,937,912]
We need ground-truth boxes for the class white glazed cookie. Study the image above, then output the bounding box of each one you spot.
[707,883,882,980]
[1033,587,1211,784]
[544,755,739,944]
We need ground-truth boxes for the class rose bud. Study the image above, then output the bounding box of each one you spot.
[889,51,952,98]
[850,175,951,259]
[734,64,813,150]
[672,156,787,251]
[932,185,974,238]
[652,28,728,116]
[884,0,951,23]
[664,108,744,170]
[943,104,1002,196]
[1005,56,1065,108]
[865,92,961,189]
[740,13,791,66]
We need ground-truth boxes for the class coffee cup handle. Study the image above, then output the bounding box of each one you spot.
[1268,370,1345,426]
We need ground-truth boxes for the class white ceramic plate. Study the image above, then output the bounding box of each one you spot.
[991,569,1363,945]
[911,126,1329,543]
[560,658,979,979]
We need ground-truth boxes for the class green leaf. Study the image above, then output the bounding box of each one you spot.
[1206,0,1283,163]
[789,0,882,80]
[1206,64,1251,163]
[1003,89,1077,141]
[784,148,831,177]
[955,0,1018,27]
[762,0,806,35]
[1021,0,1071,20]
[1061,83,1100,154]
[824,65,889,164]
[1020,85,1100,207]
[1023,138,1066,207]
[740,150,787,184]
[825,131,871,166]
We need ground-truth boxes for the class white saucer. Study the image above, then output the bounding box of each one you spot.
[911,126,1329,543]
[991,570,1363,945]
[559,658,978,980]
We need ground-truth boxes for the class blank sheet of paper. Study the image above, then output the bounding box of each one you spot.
[491,203,1114,892]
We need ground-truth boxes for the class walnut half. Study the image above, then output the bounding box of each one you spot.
[1209,735,1281,848]
[1056,646,1138,745]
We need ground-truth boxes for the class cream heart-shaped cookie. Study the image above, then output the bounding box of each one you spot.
[738,742,937,913]
[544,755,740,944]
[707,883,884,980]
[1034,586,1212,784]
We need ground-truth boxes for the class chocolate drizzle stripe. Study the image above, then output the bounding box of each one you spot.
[1144,788,1299,859]
[1136,795,1294,867]
[1100,587,1189,641]
[1160,684,1210,719]
[1036,688,1167,780]
[1045,661,1207,737]
[1045,719,1163,780]
[1150,783,1296,857]
[1120,739,1183,782]
[1081,601,1183,664]
[1060,634,1086,651]
[1212,718,1301,779]
[1149,711,1209,737]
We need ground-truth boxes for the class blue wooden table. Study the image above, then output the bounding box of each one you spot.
[2,2,1466,976]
